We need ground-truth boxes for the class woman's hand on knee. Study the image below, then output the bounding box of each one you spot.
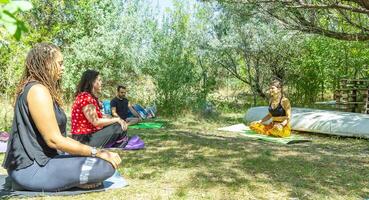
[273,123,283,131]
[250,120,261,125]
[96,150,121,169]
[118,119,128,131]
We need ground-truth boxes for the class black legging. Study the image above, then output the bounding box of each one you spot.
[72,123,126,148]
[8,155,114,192]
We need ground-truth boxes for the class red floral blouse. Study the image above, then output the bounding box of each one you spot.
[71,92,103,135]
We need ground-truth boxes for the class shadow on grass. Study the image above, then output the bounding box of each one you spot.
[119,128,369,199]
[200,114,245,125]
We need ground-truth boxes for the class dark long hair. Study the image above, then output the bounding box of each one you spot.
[75,69,100,97]
[270,78,284,97]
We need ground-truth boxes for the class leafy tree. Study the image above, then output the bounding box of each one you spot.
[205,6,302,104]
[63,0,158,101]
[289,36,369,104]
[0,0,32,40]
[208,0,369,41]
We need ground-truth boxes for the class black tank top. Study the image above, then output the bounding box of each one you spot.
[2,82,67,170]
[268,97,286,117]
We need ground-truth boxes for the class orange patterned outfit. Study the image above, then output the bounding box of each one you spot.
[250,97,291,137]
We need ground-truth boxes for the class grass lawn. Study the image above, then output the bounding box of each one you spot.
[1,113,369,199]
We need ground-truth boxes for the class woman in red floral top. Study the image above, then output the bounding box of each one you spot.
[71,70,127,147]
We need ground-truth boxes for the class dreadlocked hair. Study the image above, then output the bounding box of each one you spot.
[15,43,63,106]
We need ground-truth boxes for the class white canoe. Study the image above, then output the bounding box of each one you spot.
[244,106,369,138]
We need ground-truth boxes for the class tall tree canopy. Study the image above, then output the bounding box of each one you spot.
[209,0,369,41]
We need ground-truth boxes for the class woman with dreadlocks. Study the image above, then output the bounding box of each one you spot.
[249,79,292,137]
[2,43,121,192]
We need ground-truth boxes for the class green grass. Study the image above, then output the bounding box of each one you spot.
[1,113,369,199]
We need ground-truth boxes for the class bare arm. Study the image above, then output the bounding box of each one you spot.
[28,84,93,156]
[111,107,119,118]
[281,98,291,126]
[83,104,128,131]
[250,112,271,125]
[260,113,272,123]
[82,104,122,128]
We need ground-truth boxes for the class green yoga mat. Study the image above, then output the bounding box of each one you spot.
[129,122,164,129]
[240,130,311,144]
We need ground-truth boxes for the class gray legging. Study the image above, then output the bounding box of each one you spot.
[72,123,126,148]
[8,155,114,192]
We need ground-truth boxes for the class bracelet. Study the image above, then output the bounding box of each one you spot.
[91,147,97,157]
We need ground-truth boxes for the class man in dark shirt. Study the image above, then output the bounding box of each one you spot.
[111,85,141,125]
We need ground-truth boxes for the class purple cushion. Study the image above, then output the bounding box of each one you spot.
[124,136,145,150]
[0,132,10,142]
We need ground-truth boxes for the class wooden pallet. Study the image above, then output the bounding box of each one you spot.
[335,79,369,113]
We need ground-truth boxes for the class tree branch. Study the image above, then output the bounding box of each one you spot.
[337,9,369,32]
[290,2,369,15]
[218,61,250,84]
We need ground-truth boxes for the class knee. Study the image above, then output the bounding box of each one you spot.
[111,123,123,132]
[250,123,262,130]
[111,123,127,136]
[249,123,257,129]
[95,158,115,179]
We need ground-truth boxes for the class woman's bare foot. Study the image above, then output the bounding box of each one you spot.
[77,182,102,190]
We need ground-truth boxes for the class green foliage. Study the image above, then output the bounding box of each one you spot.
[204,6,303,104]
[0,40,28,96]
[3,0,369,118]
[148,1,222,116]
[200,2,369,106]
[149,1,199,115]
[289,36,369,104]
[63,0,158,102]
[0,0,32,40]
